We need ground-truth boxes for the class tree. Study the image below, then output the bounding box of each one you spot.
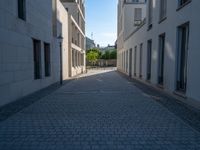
[101,51,110,60]
[86,50,99,66]
[101,50,117,60]
[86,48,102,59]
[110,50,117,59]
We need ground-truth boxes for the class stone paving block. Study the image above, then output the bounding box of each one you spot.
[0,69,200,149]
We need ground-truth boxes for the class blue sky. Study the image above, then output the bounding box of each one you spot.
[85,0,118,47]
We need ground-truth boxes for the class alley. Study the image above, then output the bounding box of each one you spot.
[0,68,200,150]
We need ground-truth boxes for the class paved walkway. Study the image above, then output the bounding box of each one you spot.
[0,69,200,150]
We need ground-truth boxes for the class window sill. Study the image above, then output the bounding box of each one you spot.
[17,17,26,22]
[157,84,164,89]
[176,0,192,11]
[174,90,187,98]
[158,17,167,24]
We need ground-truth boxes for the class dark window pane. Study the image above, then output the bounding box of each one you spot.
[33,39,41,79]
[44,43,51,77]
[18,0,26,20]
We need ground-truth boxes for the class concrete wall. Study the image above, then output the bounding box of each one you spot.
[0,0,59,106]
[61,1,86,77]
[56,0,70,80]
[124,3,146,39]
[117,0,200,103]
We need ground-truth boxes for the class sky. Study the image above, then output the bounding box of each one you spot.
[85,0,118,47]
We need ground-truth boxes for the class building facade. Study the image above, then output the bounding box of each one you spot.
[0,0,60,106]
[61,0,86,77]
[117,0,146,73]
[0,0,86,107]
[117,0,200,106]
[86,37,95,50]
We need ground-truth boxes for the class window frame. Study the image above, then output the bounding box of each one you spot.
[147,0,153,30]
[176,22,190,93]
[44,43,51,77]
[177,0,192,11]
[159,0,167,24]
[18,0,26,21]
[33,39,42,80]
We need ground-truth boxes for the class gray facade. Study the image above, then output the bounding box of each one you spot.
[0,0,86,107]
[0,0,60,106]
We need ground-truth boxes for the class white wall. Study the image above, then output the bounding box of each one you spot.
[118,0,200,103]
[124,4,146,39]
[0,0,59,106]
[56,0,70,80]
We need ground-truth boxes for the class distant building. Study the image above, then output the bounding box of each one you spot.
[61,0,86,77]
[86,37,95,50]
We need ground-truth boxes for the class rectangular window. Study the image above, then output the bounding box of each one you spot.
[139,43,143,78]
[72,50,75,67]
[178,0,191,7]
[33,39,41,80]
[158,34,165,85]
[159,0,167,21]
[148,0,153,29]
[81,54,84,66]
[126,50,129,73]
[18,0,26,20]
[122,52,124,70]
[123,52,125,71]
[134,8,142,26]
[147,40,152,81]
[134,46,137,76]
[176,22,189,92]
[44,43,51,77]
[129,48,133,77]
[75,51,77,67]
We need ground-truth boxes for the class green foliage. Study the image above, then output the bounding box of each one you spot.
[86,48,101,65]
[101,49,117,60]
[110,50,117,59]
[86,48,102,59]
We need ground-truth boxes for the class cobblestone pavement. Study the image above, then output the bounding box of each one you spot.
[0,68,200,150]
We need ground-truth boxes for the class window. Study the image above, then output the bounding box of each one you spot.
[33,39,41,79]
[81,54,84,66]
[134,46,137,76]
[159,0,167,21]
[147,40,152,81]
[123,52,125,71]
[134,8,142,26]
[129,48,133,77]
[148,0,153,29]
[178,0,191,7]
[72,50,75,67]
[139,43,143,78]
[44,43,51,77]
[176,22,189,93]
[158,34,165,85]
[18,0,26,20]
[126,50,129,73]
[78,52,81,66]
